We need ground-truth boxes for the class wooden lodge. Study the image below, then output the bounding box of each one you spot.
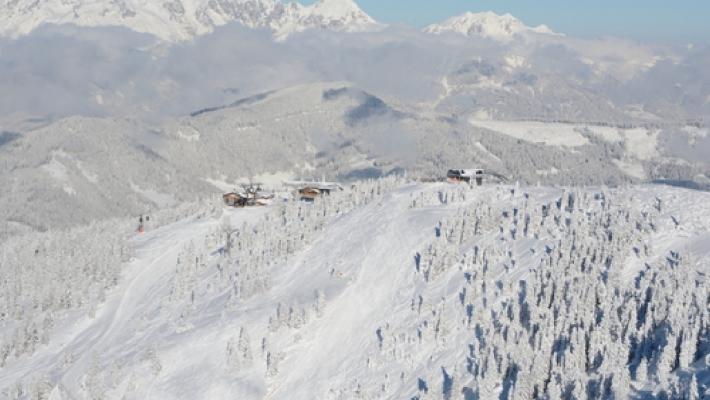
[447,169,484,186]
[284,181,342,202]
[223,192,249,207]
[223,185,275,208]
[298,187,323,202]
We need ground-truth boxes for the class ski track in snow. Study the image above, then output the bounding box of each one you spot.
[1,183,709,399]
[0,209,267,394]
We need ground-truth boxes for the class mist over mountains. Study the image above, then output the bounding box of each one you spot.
[0,2,708,121]
[0,1,709,234]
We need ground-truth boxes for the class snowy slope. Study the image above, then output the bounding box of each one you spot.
[424,11,558,41]
[1,180,708,399]
[0,0,380,41]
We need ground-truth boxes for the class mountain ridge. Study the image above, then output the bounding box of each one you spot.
[0,0,380,41]
[0,2,563,42]
[2,81,708,236]
[424,11,559,41]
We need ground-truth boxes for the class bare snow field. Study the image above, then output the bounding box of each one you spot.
[468,119,591,147]
[1,180,708,399]
[467,119,662,161]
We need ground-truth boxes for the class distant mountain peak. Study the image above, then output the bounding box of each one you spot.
[424,11,558,41]
[310,0,369,17]
[273,0,379,39]
[0,0,380,42]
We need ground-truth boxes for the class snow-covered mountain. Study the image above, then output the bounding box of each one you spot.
[424,11,558,41]
[2,81,708,236]
[0,0,380,41]
[1,181,708,398]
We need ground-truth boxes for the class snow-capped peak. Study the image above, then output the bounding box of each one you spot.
[424,11,558,41]
[273,0,379,39]
[309,0,372,20]
[0,0,380,42]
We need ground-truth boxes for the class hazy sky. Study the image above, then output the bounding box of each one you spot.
[302,0,710,42]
